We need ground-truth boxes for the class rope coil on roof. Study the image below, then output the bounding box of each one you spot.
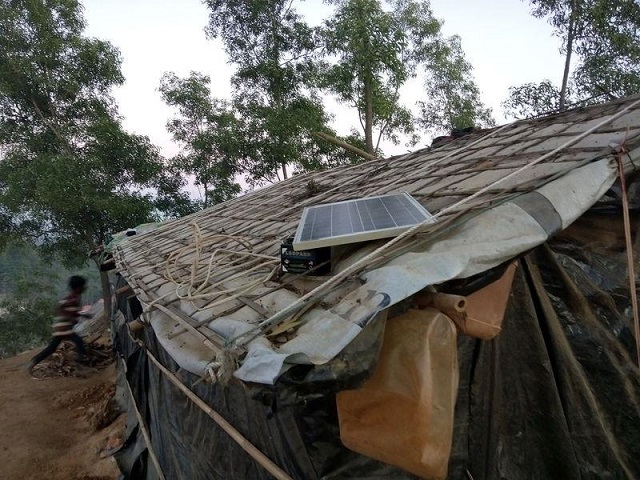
[144,223,279,314]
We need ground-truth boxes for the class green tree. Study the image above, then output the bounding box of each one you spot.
[322,0,420,154]
[502,80,563,119]
[0,243,60,357]
[0,293,56,358]
[418,34,495,132]
[0,241,106,357]
[572,0,640,99]
[0,0,178,263]
[321,0,493,153]
[505,0,640,117]
[528,0,581,110]
[159,71,241,207]
[204,0,340,185]
[153,164,199,219]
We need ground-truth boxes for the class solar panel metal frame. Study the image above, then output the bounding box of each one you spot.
[292,192,435,251]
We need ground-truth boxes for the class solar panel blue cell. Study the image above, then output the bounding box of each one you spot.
[331,203,353,236]
[397,194,427,223]
[357,199,377,231]
[293,192,435,250]
[365,198,396,229]
[310,205,332,239]
[298,207,317,242]
[382,195,425,226]
[347,201,365,233]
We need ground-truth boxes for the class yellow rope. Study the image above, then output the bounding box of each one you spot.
[146,223,278,315]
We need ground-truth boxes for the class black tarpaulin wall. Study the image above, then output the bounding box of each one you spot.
[448,210,640,480]
[113,210,640,480]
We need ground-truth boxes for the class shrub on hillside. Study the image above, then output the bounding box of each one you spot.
[0,297,55,358]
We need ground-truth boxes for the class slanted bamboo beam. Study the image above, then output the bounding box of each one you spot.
[153,303,226,353]
[122,360,166,480]
[313,131,377,161]
[616,154,640,368]
[115,284,133,295]
[139,344,293,480]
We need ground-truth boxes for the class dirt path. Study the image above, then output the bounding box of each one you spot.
[0,348,122,480]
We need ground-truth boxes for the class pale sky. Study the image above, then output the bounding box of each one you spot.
[82,0,565,159]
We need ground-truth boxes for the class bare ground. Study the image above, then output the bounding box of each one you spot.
[0,345,123,480]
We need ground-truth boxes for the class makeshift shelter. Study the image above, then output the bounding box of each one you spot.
[109,95,640,479]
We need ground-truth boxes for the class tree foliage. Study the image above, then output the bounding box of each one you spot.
[321,0,493,151]
[502,80,563,119]
[505,0,640,117]
[571,0,640,98]
[0,241,100,357]
[0,0,180,263]
[322,0,420,153]
[159,71,241,207]
[0,294,55,358]
[418,34,495,132]
[203,0,344,185]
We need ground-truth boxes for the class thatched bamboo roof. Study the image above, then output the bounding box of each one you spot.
[112,95,640,384]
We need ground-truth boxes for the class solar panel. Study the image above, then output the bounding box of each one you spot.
[292,192,435,250]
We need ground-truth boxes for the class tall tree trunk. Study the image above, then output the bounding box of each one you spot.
[92,257,112,326]
[100,270,112,322]
[364,79,374,154]
[269,11,289,182]
[560,0,577,110]
[86,230,112,327]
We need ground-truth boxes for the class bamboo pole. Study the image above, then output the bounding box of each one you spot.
[234,97,640,343]
[153,303,226,353]
[438,98,640,218]
[121,360,166,480]
[115,285,133,295]
[616,154,640,368]
[139,345,293,480]
[312,131,377,161]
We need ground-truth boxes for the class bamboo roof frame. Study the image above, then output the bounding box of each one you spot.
[113,95,640,359]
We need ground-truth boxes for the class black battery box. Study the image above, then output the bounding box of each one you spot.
[280,237,331,275]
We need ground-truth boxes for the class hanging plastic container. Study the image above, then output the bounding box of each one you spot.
[415,262,517,340]
[337,308,458,479]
